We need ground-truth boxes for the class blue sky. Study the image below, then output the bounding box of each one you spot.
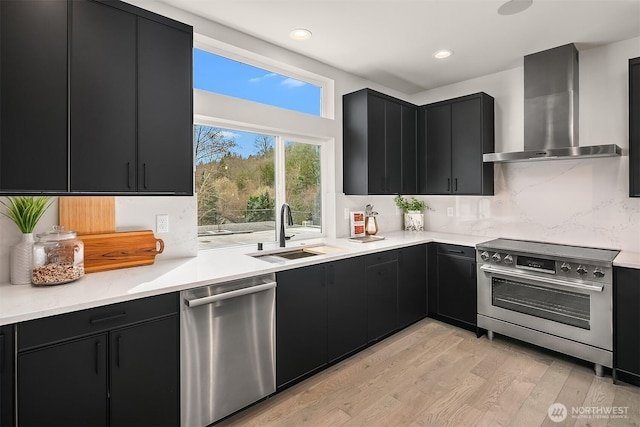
[193,48,320,157]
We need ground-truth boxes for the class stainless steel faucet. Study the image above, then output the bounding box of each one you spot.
[279,203,293,247]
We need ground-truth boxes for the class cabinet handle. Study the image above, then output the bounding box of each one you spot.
[144,163,148,189]
[116,335,122,368]
[90,312,127,325]
[127,162,133,189]
[446,249,464,254]
[454,178,458,192]
[447,178,450,192]
[0,334,4,371]
[95,341,102,375]
[470,262,476,279]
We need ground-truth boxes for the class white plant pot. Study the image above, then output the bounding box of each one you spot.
[403,211,424,231]
[11,233,35,285]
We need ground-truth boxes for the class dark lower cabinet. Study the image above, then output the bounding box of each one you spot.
[276,265,328,388]
[16,293,179,427]
[614,267,640,386]
[428,243,477,331]
[0,326,15,427]
[18,334,109,427]
[398,245,427,328]
[366,251,399,342]
[328,257,367,362]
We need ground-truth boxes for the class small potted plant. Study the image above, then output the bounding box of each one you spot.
[1,196,52,284]
[394,195,430,231]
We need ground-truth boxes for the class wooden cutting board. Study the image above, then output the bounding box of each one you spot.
[59,197,116,235]
[80,230,164,273]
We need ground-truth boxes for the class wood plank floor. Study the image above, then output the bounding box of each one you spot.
[218,319,640,427]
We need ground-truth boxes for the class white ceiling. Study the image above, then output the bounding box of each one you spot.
[162,0,640,94]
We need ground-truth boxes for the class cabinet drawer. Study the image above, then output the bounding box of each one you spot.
[18,293,178,351]
[437,243,475,258]
[365,250,398,266]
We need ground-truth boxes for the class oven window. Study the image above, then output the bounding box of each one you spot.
[491,278,590,329]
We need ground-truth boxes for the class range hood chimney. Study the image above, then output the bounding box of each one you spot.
[484,43,621,163]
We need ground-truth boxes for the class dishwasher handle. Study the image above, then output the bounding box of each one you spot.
[185,281,276,308]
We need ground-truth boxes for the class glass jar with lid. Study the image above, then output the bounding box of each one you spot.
[32,226,84,285]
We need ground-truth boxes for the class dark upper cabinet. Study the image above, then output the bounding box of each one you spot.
[343,89,417,195]
[276,265,328,388]
[0,326,15,427]
[398,244,427,328]
[613,267,640,386]
[327,257,367,363]
[0,0,68,193]
[418,93,494,195]
[138,17,193,194]
[428,243,477,331]
[630,57,640,197]
[70,0,137,192]
[0,0,193,195]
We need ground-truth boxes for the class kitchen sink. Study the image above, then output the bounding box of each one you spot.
[250,245,345,263]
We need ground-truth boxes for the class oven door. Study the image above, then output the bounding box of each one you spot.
[477,264,611,351]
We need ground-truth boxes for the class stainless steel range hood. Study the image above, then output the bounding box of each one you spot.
[484,43,622,163]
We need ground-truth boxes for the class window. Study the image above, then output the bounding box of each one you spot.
[193,48,322,116]
[196,125,322,249]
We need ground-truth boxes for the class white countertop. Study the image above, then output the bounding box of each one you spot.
[613,250,640,269]
[0,231,490,326]
[1,230,637,326]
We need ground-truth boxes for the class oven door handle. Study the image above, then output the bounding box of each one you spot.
[479,265,604,293]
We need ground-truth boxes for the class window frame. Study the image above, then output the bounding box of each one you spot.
[194,34,334,119]
[194,120,328,247]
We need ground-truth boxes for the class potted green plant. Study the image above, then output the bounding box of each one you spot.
[1,196,52,284]
[394,195,430,231]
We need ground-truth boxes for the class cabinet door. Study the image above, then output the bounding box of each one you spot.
[366,258,399,342]
[0,0,68,192]
[424,104,452,194]
[630,58,640,197]
[70,0,136,192]
[401,105,418,194]
[614,267,640,384]
[451,97,482,194]
[398,245,427,328]
[0,326,14,427]
[367,95,387,194]
[385,100,402,194]
[18,335,108,427]
[276,265,327,388]
[437,253,477,328]
[138,18,193,194]
[110,316,179,427]
[328,257,367,362]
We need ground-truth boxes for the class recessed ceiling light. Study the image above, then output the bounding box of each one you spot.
[433,49,454,59]
[498,0,533,15]
[289,28,312,40]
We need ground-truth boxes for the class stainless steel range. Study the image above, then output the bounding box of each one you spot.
[476,238,619,376]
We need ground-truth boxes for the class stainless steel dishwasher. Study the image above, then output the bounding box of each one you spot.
[180,274,276,427]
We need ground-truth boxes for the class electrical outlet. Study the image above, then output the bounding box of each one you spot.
[156,214,169,233]
[344,208,350,220]
[447,207,454,217]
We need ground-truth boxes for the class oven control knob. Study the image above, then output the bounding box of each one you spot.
[480,251,490,261]
[576,265,588,276]
[560,262,571,273]
[593,268,605,278]
[491,253,502,263]
[503,254,514,265]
